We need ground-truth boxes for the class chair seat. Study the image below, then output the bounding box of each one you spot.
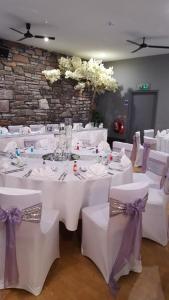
[133,172,161,189]
[83,204,109,230]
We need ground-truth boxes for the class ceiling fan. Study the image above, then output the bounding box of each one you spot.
[126,37,169,53]
[9,23,55,42]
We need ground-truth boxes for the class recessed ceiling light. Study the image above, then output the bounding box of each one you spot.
[44,37,49,42]
[107,21,114,26]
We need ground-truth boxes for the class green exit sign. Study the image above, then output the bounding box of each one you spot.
[138,83,150,90]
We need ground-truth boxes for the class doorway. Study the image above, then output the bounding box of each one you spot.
[128,90,158,143]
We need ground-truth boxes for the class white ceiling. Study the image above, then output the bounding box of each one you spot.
[0,0,169,61]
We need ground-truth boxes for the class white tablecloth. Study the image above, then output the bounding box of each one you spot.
[0,128,108,151]
[0,158,132,231]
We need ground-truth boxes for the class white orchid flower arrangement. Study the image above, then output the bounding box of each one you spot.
[42,56,118,97]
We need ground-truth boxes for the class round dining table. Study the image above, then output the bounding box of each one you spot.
[0,156,133,231]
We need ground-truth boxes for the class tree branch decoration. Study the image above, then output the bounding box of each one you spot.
[42,57,118,102]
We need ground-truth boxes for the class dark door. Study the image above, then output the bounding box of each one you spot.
[128,90,158,142]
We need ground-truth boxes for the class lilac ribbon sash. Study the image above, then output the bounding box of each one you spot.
[130,134,137,166]
[0,203,42,288]
[108,194,148,294]
[142,143,151,173]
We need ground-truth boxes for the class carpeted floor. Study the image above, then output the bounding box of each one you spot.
[0,223,169,300]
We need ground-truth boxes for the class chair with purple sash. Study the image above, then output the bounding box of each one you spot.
[81,182,148,295]
[0,187,60,295]
[134,149,169,189]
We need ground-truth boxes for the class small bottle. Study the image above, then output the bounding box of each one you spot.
[30,144,34,152]
[96,146,99,154]
[15,147,20,157]
[73,160,78,172]
[76,143,80,150]
[97,155,102,163]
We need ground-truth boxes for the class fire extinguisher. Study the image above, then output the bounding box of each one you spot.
[113,119,125,135]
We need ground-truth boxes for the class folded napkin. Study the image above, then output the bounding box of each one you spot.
[19,126,31,134]
[98,141,111,152]
[4,141,18,153]
[85,123,92,129]
[120,154,131,168]
[30,166,56,178]
[88,163,107,177]
[119,147,125,157]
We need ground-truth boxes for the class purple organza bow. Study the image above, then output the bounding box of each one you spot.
[130,134,137,166]
[142,143,151,173]
[0,203,42,288]
[0,208,22,287]
[109,194,148,295]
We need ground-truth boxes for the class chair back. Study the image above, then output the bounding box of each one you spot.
[8,125,23,133]
[113,141,132,158]
[108,182,148,292]
[0,187,42,288]
[29,125,45,132]
[144,129,154,138]
[146,150,169,177]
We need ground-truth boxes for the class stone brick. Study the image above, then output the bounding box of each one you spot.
[0,38,92,126]
[0,100,9,112]
[0,89,13,99]
[13,54,29,64]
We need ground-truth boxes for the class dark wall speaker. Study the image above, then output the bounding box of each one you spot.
[0,46,9,58]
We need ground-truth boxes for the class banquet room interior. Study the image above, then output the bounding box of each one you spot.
[0,0,169,299]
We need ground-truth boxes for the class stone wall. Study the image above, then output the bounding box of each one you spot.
[0,40,92,126]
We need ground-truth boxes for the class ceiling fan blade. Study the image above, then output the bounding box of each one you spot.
[34,35,45,39]
[9,27,24,34]
[131,46,142,53]
[18,37,28,41]
[34,35,55,40]
[126,40,140,46]
[148,45,169,49]
[48,37,55,40]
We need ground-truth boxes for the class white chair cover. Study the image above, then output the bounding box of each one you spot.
[135,131,143,167]
[144,129,154,138]
[29,125,45,133]
[8,126,23,134]
[142,187,169,246]
[82,182,148,289]
[46,124,59,132]
[0,187,60,295]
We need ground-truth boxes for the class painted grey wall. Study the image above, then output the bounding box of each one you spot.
[96,54,169,140]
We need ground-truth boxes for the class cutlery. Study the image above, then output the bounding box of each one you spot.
[58,172,66,181]
[74,172,85,180]
[3,167,24,174]
[108,171,114,175]
[23,169,32,177]
[61,172,67,181]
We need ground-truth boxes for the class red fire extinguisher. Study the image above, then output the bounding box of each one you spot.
[113,119,125,135]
